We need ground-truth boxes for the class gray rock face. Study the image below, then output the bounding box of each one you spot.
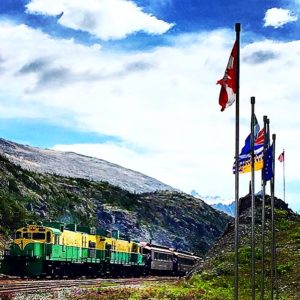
[0,138,175,193]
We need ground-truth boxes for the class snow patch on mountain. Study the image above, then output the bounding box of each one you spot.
[190,190,235,216]
[0,138,176,194]
[190,190,233,205]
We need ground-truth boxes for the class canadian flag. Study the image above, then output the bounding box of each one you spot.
[217,42,237,112]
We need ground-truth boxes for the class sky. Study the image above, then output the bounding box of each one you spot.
[0,0,299,211]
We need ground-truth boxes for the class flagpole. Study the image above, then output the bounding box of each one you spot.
[283,149,285,202]
[260,116,268,300]
[234,22,241,300]
[250,96,256,300]
[271,133,277,300]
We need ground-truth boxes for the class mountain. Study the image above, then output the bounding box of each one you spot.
[0,139,232,254]
[190,190,235,216]
[212,202,235,217]
[0,138,175,194]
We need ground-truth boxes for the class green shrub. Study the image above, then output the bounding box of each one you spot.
[239,246,262,264]
[277,262,293,275]
[276,219,290,230]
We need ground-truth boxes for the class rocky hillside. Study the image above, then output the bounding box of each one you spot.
[0,153,231,254]
[190,194,300,299]
[0,138,175,193]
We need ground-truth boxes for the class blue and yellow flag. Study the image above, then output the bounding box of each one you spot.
[233,128,265,174]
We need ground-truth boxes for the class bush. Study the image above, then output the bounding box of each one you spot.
[277,262,293,275]
[239,246,262,264]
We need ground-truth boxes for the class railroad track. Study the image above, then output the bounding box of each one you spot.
[0,276,177,296]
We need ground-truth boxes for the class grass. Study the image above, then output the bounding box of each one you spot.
[66,211,300,299]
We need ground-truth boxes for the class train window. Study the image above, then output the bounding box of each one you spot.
[154,252,172,261]
[88,241,96,248]
[178,257,194,265]
[32,233,45,240]
[15,231,22,239]
[46,232,51,243]
[23,233,32,239]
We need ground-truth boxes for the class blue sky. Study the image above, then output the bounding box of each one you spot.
[0,0,299,211]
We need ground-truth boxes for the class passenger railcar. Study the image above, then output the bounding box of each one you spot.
[175,250,199,275]
[140,242,200,276]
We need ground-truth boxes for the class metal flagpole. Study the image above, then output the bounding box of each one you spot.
[234,22,241,300]
[250,97,256,300]
[271,133,277,300]
[260,116,268,300]
[283,149,286,203]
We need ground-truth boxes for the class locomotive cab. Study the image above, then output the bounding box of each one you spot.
[10,225,56,256]
[2,223,59,277]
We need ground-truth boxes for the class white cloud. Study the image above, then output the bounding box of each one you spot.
[0,22,300,211]
[264,8,298,28]
[26,0,174,40]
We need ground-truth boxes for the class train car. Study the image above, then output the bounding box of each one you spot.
[1,221,200,278]
[143,244,174,274]
[1,221,144,278]
[96,230,144,276]
[140,242,200,276]
[175,250,200,276]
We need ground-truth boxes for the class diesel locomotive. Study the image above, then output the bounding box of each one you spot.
[1,221,200,278]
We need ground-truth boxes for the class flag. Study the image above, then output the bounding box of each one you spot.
[240,115,260,155]
[217,42,237,112]
[233,127,265,174]
[278,151,284,163]
[263,144,273,181]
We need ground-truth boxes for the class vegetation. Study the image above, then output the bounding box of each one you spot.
[65,203,299,299]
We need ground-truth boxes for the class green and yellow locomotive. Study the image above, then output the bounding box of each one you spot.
[1,221,143,278]
[1,221,200,278]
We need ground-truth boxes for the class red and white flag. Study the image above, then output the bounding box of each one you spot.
[278,151,284,163]
[217,42,237,112]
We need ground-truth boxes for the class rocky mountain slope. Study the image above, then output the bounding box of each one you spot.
[0,152,231,254]
[0,138,175,194]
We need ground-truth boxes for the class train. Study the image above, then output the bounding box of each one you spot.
[1,221,200,278]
